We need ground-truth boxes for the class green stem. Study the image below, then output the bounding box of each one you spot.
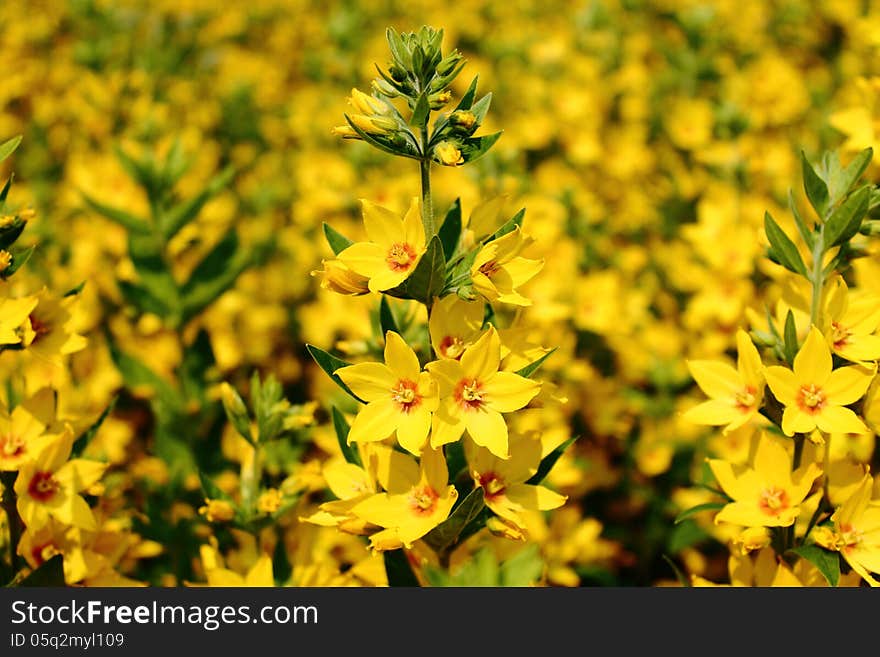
[419,126,435,238]
[809,228,825,329]
[242,445,262,520]
[1,471,22,574]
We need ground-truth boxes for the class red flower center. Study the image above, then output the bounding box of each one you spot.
[439,335,466,360]
[455,378,485,411]
[0,433,25,458]
[392,379,421,413]
[476,471,506,500]
[28,471,60,502]
[408,485,438,516]
[385,243,416,272]
[796,384,825,414]
[758,486,789,516]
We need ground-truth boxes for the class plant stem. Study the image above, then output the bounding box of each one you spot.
[809,229,825,329]
[242,444,262,519]
[419,126,435,238]
[1,471,22,573]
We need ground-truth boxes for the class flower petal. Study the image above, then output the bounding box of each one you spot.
[824,364,875,406]
[793,326,832,386]
[765,366,799,406]
[336,363,395,402]
[483,371,541,413]
[687,360,741,399]
[348,399,397,444]
[736,329,764,388]
[396,407,431,455]
[463,408,509,459]
[505,482,567,511]
[361,200,403,246]
[814,405,868,435]
[461,327,502,381]
[782,406,817,436]
[384,331,421,381]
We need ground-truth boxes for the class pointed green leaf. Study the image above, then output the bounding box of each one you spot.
[764,211,808,276]
[118,280,170,317]
[379,296,400,336]
[423,487,485,553]
[107,340,179,413]
[322,222,354,255]
[0,218,26,250]
[383,549,421,587]
[673,502,726,524]
[181,229,251,324]
[455,76,479,111]
[789,545,840,587]
[837,147,873,200]
[486,208,525,243]
[788,189,815,250]
[469,92,493,125]
[390,235,445,303]
[459,131,502,165]
[824,185,871,247]
[19,555,65,587]
[802,151,830,219]
[199,470,233,503]
[81,193,151,234]
[1,245,34,277]
[515,348,557,379]
[0,135,22,164]
[343,114,421,161]
[385,27,411,68]
[305,344,365,403]
[526,435,578,485]
[331,406,361,466]
[438,198,462,260]
[410,92,429,127]
[783,309,798,366]
[0,174,13,206]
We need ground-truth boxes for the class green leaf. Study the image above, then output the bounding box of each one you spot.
[199,470,233,503]
[668,520,710,554]
[790,545,840,587]
[0,135,22,164]
[322,222,354,255]
[438,198,462,261]
[391,235,445,304]
[118,280,170,317]
[0,174,13,206]
[454,76,479,111]
[180,229,251,324]
[383,549,421,587]
[344,114,421,161]
[72,396,118,457]
[526,435,578,485]
[107,340,179,413]
[423,487,485,553]
[379,296,400,336]
[2,245,34,277]
[499,544,544,587]
[19,555,65,587]
[836,147,873,200]
[305,344,365,403]
[783,309,799,366]
[824,185,871,248]
[661,555,691,587]
[114,144,157,194]
[160,166,235,240]
[459,131,502,165]
[410,92,430,127]
[331,406,361,466]
[81,193,151,234]
[802,151,830,219]
[469,92,493,125]
[385,27,411,69]
[515,348,557,379]
[0,218,26,250]
[788,189,815,250]
[486,208,525,243]
[673,502,726,524]
[764,211,808,276]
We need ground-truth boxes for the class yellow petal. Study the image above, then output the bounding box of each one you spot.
[753,434,791,483]
[503,256,544,287]
[402,197,425,250]
[464,408,509,459]
[323,460,371,500]
[824,364,875,406]
[461,327,502,381]
[338,242,386,278]
[361,200,403,246]
[430,398,466,448]
[384,331,421,381]
[244,555,274,587]
[765,366,799,406]
[374,448,420,493]
[55,459,108,493]
[687,360,741,399]
[396,407,431,455]
[782,406,817,436]
[348,399,397,444]
[420,445,449,493]
[505,482,567,511]
[425,359,463,396]
[736,330,764,388]
[335,363,396,402]
[814,405,868,435]
[708,459,750,501]
[682,399,743,427]
[483,371,541,413]
[793,326,832,386]
[495,433,542,483]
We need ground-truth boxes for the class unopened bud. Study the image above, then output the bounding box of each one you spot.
[429,90,452,110]
[434,140,464,166]
[449,110,477,131]
[436,50,463,76]
[220,382,253,442]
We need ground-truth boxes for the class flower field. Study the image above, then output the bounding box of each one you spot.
[1,0,880,588]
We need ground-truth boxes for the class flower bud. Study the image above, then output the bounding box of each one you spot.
[198,498,236,523]
[429,90,452,109]
[434,140,464,166]
[310,259,370,295]
[220,382,253,442]
[449,110,477,131]
[0,250,11,274]
[436,50,463,76]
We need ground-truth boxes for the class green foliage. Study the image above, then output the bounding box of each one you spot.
[424,545,544,587]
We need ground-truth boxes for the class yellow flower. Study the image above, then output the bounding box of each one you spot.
[14,428,107,531]
[765,326,875,436]
[683,329,765,434]
[0,404,58,472]
[0,249,11,273]
[0,295,38,346]
[814,473,880,587]
[198,498,236,523]
[426,326,541,458]
[434,141,464,166]
[256,488,283,514]
[471,227,543,306]
[333,88,398,138]
[351,446,457,549]
[466,434,567,530]
[708,433,821,528]
[823,277,880,363]
[428,295,484,360]
[335,331,439,455]
[202,548,275,587]
[310,259,370,295]
[21,288,88,362]
[338,198,426,293]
